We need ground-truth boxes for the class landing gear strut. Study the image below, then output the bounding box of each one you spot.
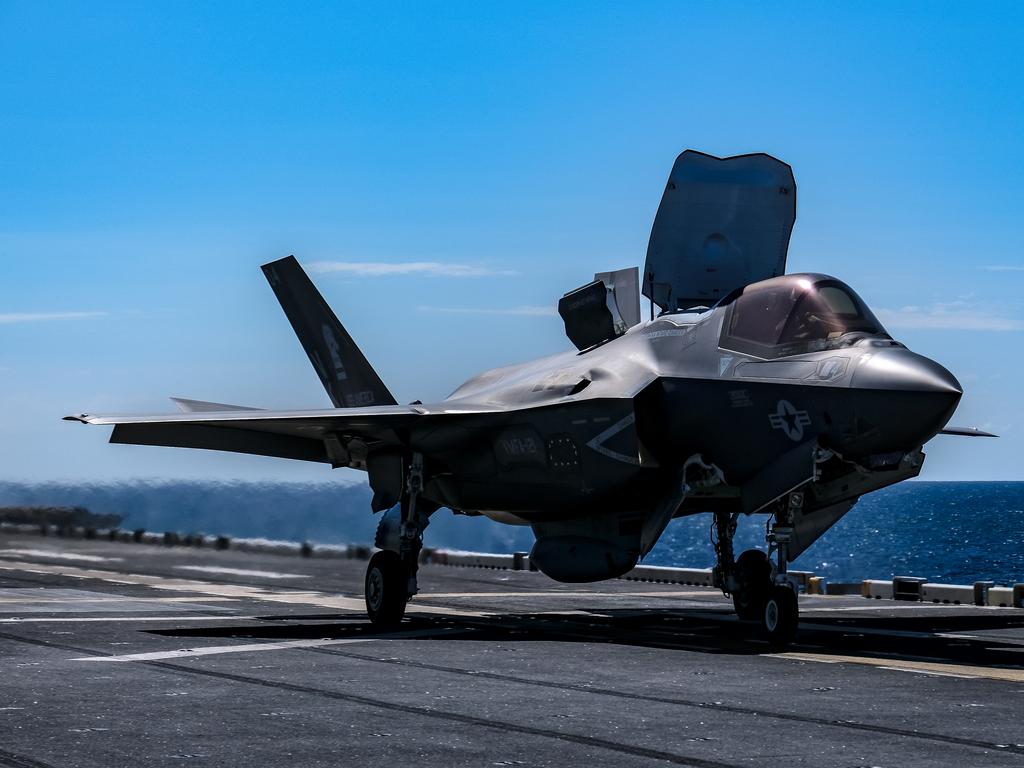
[713,511,770,621]
[713,492,802,645]
[763,491,801,645]
[364,452,433,627]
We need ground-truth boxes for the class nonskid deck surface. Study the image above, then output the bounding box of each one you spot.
[1,533,1023,768]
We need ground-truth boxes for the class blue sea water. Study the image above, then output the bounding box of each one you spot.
[1,480,1021,586]
[649,482,1024,586]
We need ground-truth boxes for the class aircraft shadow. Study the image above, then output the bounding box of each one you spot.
[147,607,1024,670]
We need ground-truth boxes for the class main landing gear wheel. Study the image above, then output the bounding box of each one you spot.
[365,550,408,627]
[762,585,798,645]
[731,549,772,620]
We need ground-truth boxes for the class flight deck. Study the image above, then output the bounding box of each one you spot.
[1,530,1023,768]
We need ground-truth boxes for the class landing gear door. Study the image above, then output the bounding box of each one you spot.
[787,499,857,561]
[643,151,796,312]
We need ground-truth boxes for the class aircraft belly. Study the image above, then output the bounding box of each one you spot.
[430,448,657,518]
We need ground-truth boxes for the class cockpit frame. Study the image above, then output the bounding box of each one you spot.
[718,274,890,360]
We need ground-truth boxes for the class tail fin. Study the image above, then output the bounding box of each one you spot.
[261,255,397,408]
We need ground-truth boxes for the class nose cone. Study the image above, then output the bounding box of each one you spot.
[852,349,962,395]
[846,349,962,452]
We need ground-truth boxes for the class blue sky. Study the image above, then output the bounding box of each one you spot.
[1,2,1021,481]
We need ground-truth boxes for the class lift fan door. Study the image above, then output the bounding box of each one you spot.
[643,151,796,312]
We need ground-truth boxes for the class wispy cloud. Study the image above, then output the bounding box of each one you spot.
[982,265,1024,272]
[875,302,1023,331]
[417,305,557,317]
[0,311,107,324]
[306,261,516,277]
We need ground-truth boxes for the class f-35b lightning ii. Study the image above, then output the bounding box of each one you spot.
[66,150,993,644]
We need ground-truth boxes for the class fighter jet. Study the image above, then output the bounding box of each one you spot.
[65,150,993,644]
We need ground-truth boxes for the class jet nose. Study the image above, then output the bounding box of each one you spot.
[847,348,962,452]
[851,348,962,396]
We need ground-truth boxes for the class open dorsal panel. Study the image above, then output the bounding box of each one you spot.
[559,267,640,351]
[643,150,796,312]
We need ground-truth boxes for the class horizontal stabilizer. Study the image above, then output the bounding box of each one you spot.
[939,426,998,437]
[171,397,263,413]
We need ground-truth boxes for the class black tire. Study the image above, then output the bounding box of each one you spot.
[762,585,799,646]
[731,549,771,620]
[365,550,408,627]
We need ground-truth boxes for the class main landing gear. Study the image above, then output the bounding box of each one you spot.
[713,493,802,645]
[364,452,433,628]
[365,550,407,626]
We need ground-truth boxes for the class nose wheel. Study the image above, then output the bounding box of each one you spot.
[763,585,798,645]
[761,492,801,644]
[731,548,772,620]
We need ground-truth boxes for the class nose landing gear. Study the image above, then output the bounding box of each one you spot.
[763,584,799,645]
[762,492,801,645]
[730,548,772,621]
[714,493,802,645]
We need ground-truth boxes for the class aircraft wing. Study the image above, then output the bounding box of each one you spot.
[63,403,504,466]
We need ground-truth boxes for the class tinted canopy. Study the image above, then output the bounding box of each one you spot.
[720,274,888,358]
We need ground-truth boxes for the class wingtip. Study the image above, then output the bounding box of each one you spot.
[63,414,91,423]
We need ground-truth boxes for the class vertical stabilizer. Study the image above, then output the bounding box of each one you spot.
[262,256,397,408]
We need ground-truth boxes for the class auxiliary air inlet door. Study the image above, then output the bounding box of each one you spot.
[643,151,796,312]
[559,266,641,351]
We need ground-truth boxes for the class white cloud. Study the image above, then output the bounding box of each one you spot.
[306,261,516,277]
[0,311,107,324]
[982,265,1024,272]
[417,305,557,317]
[875,302,1023,331]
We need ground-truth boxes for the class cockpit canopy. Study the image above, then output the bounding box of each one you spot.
[719,274,888,359]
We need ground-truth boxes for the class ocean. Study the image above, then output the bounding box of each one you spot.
[1,480,1021,586]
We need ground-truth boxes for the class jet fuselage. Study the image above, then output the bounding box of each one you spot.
[412,273,961,530]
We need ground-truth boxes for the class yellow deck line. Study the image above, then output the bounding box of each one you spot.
[775,652,1024,683]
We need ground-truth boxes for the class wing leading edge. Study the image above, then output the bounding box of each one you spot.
[63,403,504,466]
